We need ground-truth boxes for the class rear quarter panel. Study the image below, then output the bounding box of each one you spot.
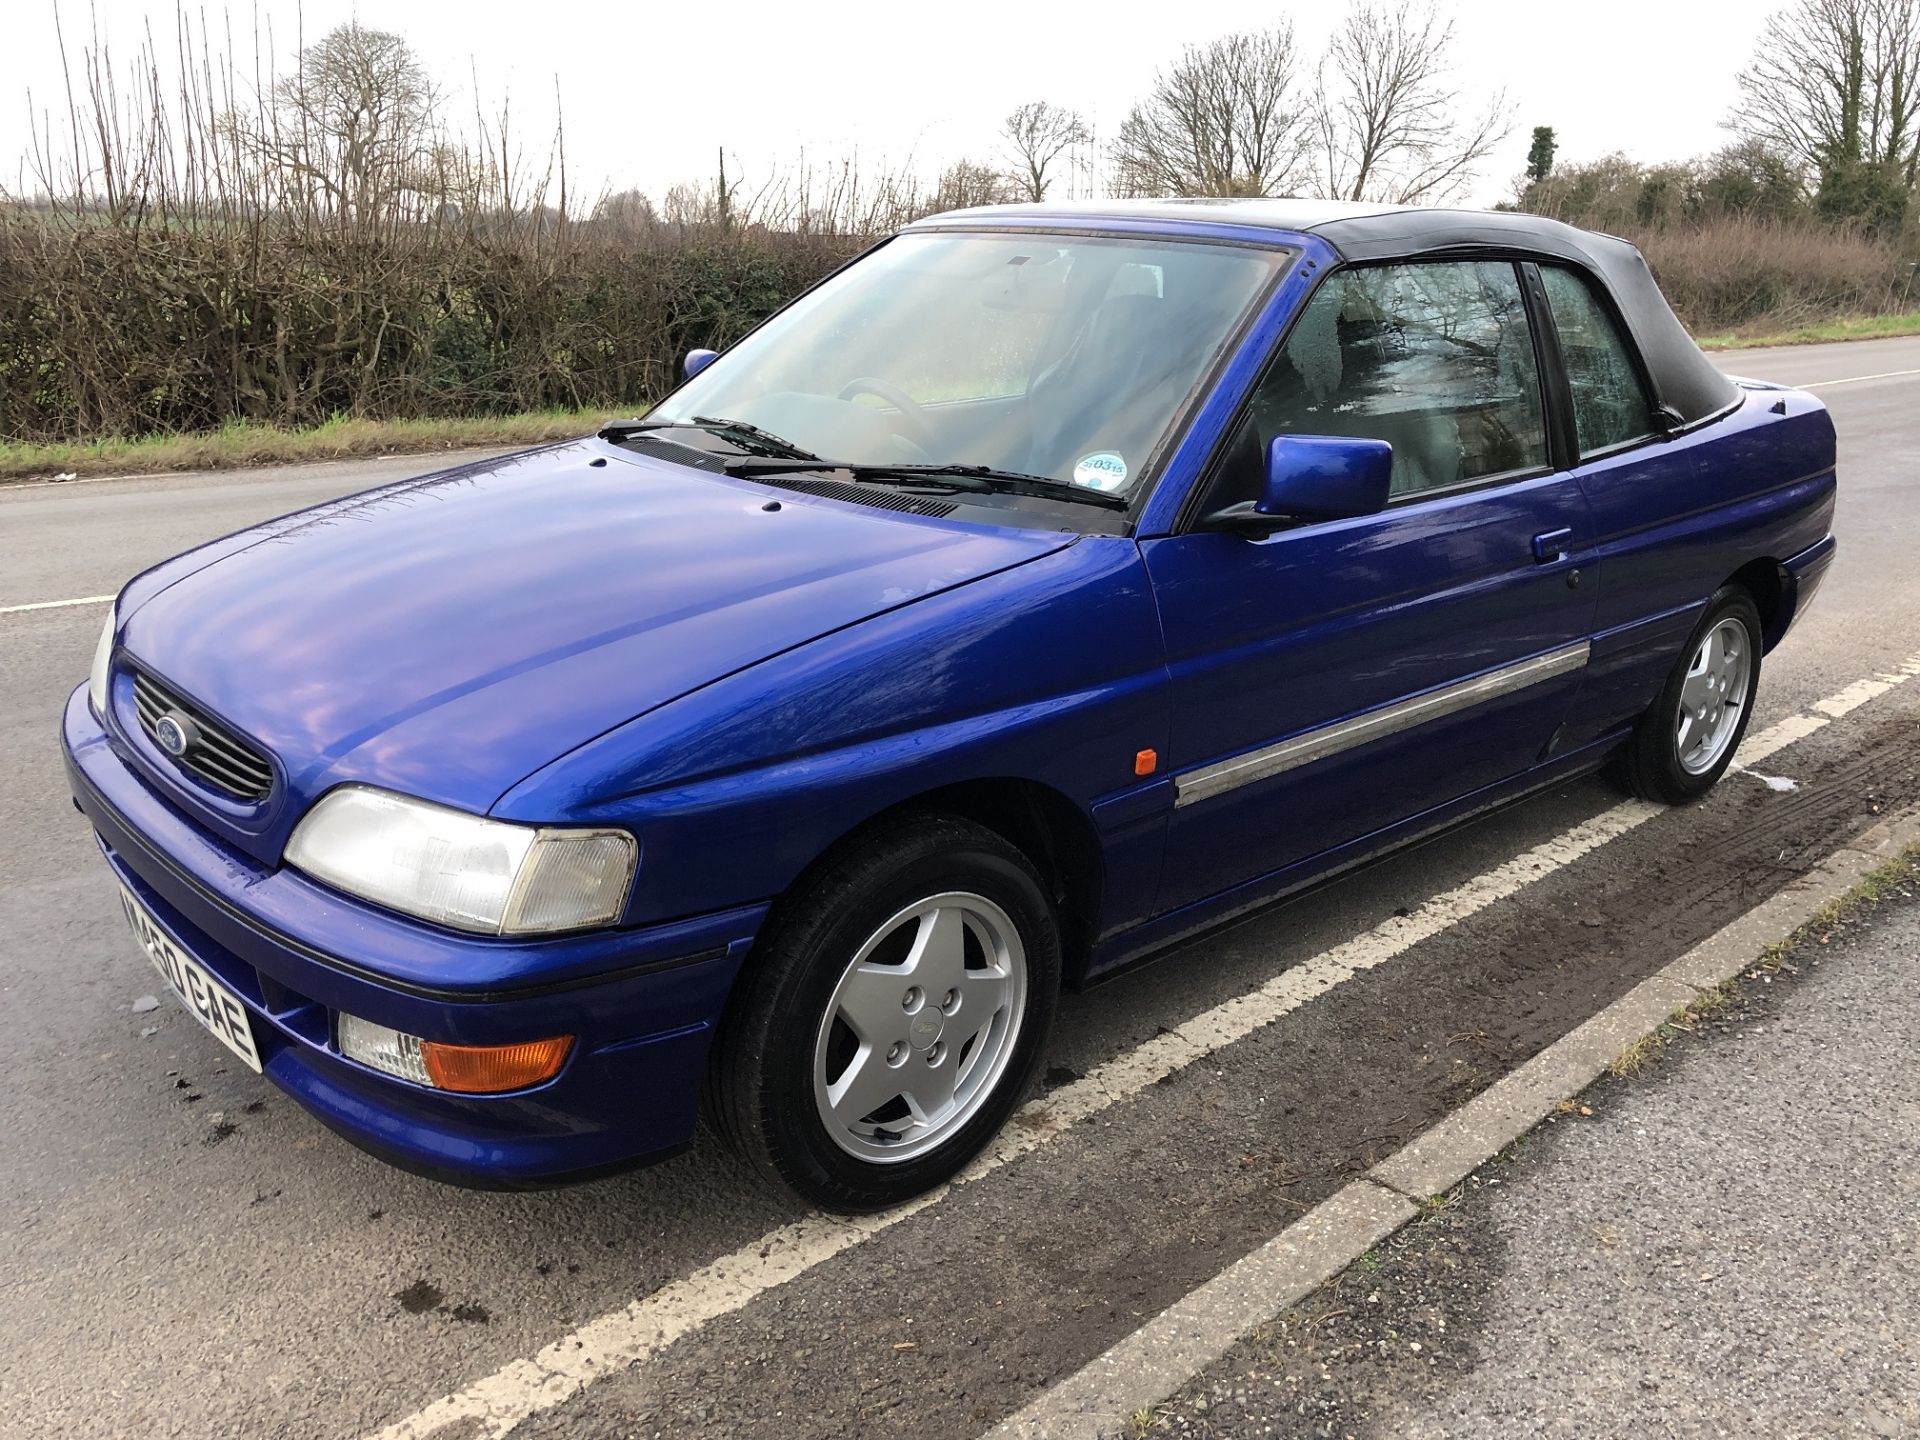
[1566,388,1835,745]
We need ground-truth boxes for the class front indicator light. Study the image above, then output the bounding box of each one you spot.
[423,1036,574,1093]
[337,1013,573,1093]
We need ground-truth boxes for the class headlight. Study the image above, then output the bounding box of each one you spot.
[87,609,115,716]
[285,785,636,935]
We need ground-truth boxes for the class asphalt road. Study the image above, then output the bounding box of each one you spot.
[1,337,1916,1439]
[1146,852,1920,1438]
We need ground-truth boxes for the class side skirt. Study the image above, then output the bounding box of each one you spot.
[1078,730,1631,989]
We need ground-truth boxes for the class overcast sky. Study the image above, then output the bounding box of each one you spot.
[1,0,1791,208]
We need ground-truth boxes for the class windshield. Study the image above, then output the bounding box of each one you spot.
[648,231,1286,496]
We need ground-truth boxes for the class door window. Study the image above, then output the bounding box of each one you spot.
[1538,266,1658,457]
[1223,260,1549,503]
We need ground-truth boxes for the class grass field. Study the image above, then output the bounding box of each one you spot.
[1695,311,1920,350]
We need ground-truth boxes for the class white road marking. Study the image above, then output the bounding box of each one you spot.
[367,650,1920,1440]
[1737,710,1830,764]
[1812,660,1920,718]
[1802,366,1920,389]
[0,594,113,615]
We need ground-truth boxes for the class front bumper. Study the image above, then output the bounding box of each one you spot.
[63,685,763,1186]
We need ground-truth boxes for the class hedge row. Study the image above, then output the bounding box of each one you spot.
[0,218,856,443]
[1,212,1910,443]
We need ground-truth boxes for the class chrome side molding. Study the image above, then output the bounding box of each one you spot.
[1174,641,1592,809]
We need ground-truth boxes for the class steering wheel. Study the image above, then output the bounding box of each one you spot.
[837,377,939,456]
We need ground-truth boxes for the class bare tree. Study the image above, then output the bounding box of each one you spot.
[1001,101,1090,202]
[1316,1,1510,204]
[1108,28,1312,197]
[592,187,657,232]
[228,23,443,226]
[661,179,718,228]
[1728,0,1920,220]
[930,158,1016,213]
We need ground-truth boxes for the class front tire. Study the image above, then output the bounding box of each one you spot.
[1617,585,1762,804]
[712,812,1062,1212]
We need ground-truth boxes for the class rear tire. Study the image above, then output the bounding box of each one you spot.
[712,811,1061,1212]
[1616,585,1762,804]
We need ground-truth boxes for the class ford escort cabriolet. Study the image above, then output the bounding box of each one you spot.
[65,199,1835,1210]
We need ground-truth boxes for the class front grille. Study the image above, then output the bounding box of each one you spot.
[132,671,275,803]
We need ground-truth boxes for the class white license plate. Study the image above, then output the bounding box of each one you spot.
[119,885,262,1073]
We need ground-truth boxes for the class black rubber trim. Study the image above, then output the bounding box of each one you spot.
[1518,261,1581,474]
[66,751,727,1004]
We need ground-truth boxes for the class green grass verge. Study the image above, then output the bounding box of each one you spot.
[0,408,633,483]
[1696,311,1920,351]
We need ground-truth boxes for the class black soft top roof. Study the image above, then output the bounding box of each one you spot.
[1308,207,1736,425]
[921,199,1738,426]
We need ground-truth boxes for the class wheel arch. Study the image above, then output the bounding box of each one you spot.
[761,777,1106,988]
[1725,556,1788,651]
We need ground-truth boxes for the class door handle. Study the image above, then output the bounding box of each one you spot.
[1531,528,1573,564]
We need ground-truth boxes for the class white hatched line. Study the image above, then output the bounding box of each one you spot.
[1812,657,1920,718]
[1802,366,1920,389]
[0,593,113,615]
[366,649,1920,1440]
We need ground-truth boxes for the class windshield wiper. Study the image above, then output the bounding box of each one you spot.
[723,457,1130,511]
[601,415,822,462]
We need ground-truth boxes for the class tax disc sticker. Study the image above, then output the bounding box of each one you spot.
[1072,452,1129,491]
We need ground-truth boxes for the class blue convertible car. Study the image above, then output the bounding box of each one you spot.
[65,200,1835,1210]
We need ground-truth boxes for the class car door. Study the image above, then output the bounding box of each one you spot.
[1142,258,1599,916]
[1525,263,1717,750]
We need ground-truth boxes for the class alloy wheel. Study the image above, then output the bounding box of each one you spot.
[1676,616,1752,775]
[811,891,1028,1164]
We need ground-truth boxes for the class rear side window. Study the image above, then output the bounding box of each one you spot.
[1241,260,1549,499]
[1539,266,1658,457]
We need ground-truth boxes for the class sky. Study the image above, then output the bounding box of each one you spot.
[0,0,1792,209]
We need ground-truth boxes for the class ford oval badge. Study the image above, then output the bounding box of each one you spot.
[154,711,195,757]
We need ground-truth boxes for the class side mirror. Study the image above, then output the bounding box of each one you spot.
[1206,434,1394,537]
[683,348,719,380]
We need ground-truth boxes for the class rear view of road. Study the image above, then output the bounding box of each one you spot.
[0,337,1914,1439]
